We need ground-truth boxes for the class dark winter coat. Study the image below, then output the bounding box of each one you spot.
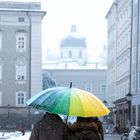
[91,117,104,140]
[68,122,102,140]
[29,113,68,140]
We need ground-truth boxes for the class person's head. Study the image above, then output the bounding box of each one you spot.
[76,117,93,123]
[42,112,62,120]
[76,116,100,123]
[92,117,99,123]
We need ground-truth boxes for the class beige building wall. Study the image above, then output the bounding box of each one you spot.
[44,69,107,101]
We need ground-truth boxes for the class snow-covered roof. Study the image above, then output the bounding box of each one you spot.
[42,60,107,70]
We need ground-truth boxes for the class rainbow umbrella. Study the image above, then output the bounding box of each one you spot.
[27,83,110,117]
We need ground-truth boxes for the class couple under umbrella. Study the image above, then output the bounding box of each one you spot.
[27,82,110,140]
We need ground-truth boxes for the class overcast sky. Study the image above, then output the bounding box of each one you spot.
[1,0,114,61]
[41,0,114,61]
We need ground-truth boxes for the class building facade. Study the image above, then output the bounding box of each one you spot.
[0,1,45,128]
[106,0,140,128]
[44,69,107,102]
[43,24,107,124]
[60,25,87,65]
[131,0,140,126]
[114,0,132,129]
[106,2,117,107]
[106,0,132,129]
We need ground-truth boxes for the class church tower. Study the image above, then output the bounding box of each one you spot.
[60,25,87,65]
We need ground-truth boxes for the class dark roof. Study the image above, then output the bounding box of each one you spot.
[113,97,127,104]
[60,35,87,47]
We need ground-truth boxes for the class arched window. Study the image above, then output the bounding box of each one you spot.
[69,50,72,58]
[61,52,63,58]
[15,58,26,81]
[79,51,82,58]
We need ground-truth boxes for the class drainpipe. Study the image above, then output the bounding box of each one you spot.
[26,11,32,130]
[129,0,133,125]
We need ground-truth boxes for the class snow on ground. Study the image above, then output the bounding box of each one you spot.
[0,131,31,140]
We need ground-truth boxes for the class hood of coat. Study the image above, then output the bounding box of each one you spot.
[42,112,63,123]
[68,122,101,140]
[69,122,98,133]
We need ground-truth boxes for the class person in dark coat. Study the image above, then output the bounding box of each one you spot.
[68,117,102,140]
[29,112,68,140]
[92,117,104,140]
[19,127,25,136]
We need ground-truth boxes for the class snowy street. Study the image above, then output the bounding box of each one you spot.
[0,131,31,140]
[0,132,122,140]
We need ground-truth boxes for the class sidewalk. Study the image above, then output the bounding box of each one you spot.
[105,134,122,140]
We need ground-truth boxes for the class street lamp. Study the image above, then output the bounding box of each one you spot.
[126,93,132,125]
[7,104,10,129]
[103,100,108,106]
[103,100,108,123]
[7,104,10,122]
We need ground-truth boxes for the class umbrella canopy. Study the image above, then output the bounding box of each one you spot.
[27,84,110,117]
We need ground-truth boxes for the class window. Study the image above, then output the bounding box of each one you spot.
[132,75,136,90]
[79,51,82,58]
[85,83,92,92]
[0,63,2,81]
[16,61,26,81]
[0,92,2,106]
[0,32,2,51]
[132,105,136,126]
[18,17,25,22]
[69,51,72,58]
[138,105,140,126]
[61,52,63,58]
[138,73,140,89]
[100,84,106,94]
[16,32,26,52]
[16,91,26,106]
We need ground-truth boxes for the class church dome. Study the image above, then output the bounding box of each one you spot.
[60,25,87,48]
[60,35,87,47]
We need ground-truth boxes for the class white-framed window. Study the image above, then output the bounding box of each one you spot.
[16,32,26,52]
[16,91,26,106]
[15,61,26,81]
[0,92,2,106]
[0,31,2,51]
[69,50,72,58]
[85,83,92,92]
[100,84,106,95]
[79,51,82,58]
[18,17,25,22]
[0,63,2,81]
[132,74,136,90]
[61,52,63,58]
[138,73,140,89]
